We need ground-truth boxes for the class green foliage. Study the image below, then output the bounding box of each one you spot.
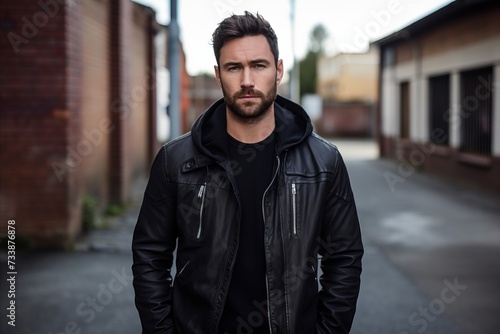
[82,196,97,232]
[299,50,319,96]
[82,196,129,232]
[298,24,329,97]
[105,204,125,217]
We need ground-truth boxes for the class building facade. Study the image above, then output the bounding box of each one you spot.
[318,50,379,103]
[316,50,378,137]
[187,73,221,130]
[155,23,191,141]
[0,0,161,248]
[373,0,500,195]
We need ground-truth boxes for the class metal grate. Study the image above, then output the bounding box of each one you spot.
[460,66,493,156]
[429,74,450,145]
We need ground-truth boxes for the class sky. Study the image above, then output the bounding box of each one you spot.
[133,0,455,76]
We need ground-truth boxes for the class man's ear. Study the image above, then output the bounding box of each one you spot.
[276,59,284,85]
[214,65,221,87]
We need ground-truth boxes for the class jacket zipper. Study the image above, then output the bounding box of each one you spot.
[177,260,190,277]
[261,155,281,334]
[291,183,297,236]
[197,183,206,239]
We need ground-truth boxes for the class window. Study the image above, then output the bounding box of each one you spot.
[383,46,395,67]
[460,66,493,156]
[428,74,450,145]
[400,81,410,139]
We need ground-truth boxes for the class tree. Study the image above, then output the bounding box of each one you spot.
[299,50,318,95]
[310,24,328,54]
[299,24,328,97]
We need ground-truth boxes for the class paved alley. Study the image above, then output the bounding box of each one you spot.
[1,140,499,334]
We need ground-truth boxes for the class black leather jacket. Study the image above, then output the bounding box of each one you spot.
[132,95,363,334]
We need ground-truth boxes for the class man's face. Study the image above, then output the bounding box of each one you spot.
[215,35,284,121]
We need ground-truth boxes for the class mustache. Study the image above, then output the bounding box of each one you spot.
[233,89,265,99]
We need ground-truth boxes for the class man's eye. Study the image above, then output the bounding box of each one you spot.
[228,66,241,72]
[253,64,266,69]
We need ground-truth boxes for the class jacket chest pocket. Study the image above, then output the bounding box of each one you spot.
[287,180,328,239]
[290,182,299,237]
[178,183,206,240]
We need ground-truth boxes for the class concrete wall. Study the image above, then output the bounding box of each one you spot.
[317,51,379,103]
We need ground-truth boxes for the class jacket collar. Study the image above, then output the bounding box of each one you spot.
[191,95,313,162]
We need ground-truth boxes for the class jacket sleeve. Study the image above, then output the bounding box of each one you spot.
[316,151,363,334]
[132,146,177,334]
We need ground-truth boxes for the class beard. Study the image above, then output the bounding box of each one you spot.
[221,83,277,122]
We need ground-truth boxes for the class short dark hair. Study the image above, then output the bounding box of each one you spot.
[212,11,279,66]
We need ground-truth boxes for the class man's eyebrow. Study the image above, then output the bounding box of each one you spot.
[221,61,242,69]
[250,58,271,65]
[221,59,271,69]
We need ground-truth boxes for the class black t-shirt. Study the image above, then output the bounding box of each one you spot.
[218,132,276,334]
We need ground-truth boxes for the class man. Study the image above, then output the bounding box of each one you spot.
[132,11,363,334]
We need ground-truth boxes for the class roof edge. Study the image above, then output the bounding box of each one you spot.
[371,0,496,46]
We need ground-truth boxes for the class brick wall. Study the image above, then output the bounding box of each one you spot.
[108,0,128,206]
[0,0,80,248]
[0,0,159,248]
[81,0,111,208]
[317,103,374,138]
[380,135,500,196]
[65,0,84,244]
[129,5,150,182]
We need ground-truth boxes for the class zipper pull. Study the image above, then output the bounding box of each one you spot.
[198,184,206,198]
[292,183,296,195]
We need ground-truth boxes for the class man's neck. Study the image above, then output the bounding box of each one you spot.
[226,108,275,144]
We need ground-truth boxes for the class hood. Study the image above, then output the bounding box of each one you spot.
[190,95,313,162]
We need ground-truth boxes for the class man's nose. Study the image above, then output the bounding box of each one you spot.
[240,68,255,88]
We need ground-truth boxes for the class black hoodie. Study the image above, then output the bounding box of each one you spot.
[132,94,363,334]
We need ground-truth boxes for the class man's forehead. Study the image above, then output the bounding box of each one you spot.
[219,35,273,61]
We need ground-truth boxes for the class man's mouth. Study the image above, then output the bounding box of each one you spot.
[237,91,261,100]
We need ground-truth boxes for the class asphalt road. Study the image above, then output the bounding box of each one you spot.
[348,157,500,334]
[1,140,499,334]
